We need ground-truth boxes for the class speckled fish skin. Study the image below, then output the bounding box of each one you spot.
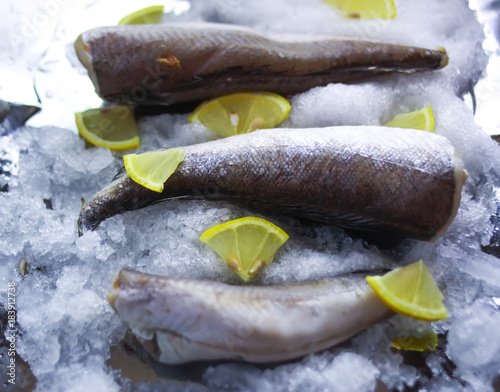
[78,126,466,240]
[74,23,448,105]
[107,269,393,364]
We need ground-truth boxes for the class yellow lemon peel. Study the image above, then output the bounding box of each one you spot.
[200,217,289,281]
[189,92,291,138]
[384,106,435,132]
[118,5,164,25]
[367,260,448,321]
[75,106,140,150]
[323,0,396,19]
[124,148,184,193]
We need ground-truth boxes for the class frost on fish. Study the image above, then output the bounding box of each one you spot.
[74,23,448,106]
[108,269,393,364]
[2,0,495,389]
[78,126,467,241]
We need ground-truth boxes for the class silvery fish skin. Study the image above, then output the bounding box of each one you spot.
[74,23,448,105]
[78,126,466,240]
[108,269,393,364]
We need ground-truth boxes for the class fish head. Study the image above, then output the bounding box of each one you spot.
[74,34,100,95]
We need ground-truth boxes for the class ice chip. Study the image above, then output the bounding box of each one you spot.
[1,0,498,391]
[447,300,500,369]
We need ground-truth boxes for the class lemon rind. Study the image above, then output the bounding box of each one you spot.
[391,330,438,351]
[200,216,289,243]
[118,5,164,25]
[189,92,291,137]
[200,217,289,281]
[124,148,185,193]
[384,106,435,132]
[75,111,141,151]
[366,260,448,322]
[325,0,396,19]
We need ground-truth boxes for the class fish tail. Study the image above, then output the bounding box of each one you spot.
[78,175,157,236]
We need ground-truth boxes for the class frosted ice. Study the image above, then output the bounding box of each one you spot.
[0,0,499,391]
[205,352,380,392]
[447,300,500,391]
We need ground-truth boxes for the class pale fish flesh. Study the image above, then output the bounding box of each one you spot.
[74,23,448,105]
[78,126,467,241]
[108,269,393,364]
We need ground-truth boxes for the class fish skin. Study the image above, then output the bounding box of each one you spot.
[74,23,448,106]
[78,126,466,240]
[108,269,393,364]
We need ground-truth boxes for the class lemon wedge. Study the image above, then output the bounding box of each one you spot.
[75,107,140,150]
[200,217,289,281]
[123,148,184,193]
[384,106,435,132]
[189,92,291,137]
[118,5,164,25]
[366,260,448,321]
[323,0,396,19]
[391,329,438,351]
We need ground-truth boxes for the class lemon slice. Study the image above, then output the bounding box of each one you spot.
[189,92,291,138]
[200,217,289,281]
[366,260,448,321]
[118,5,164,25]
[323,0,396,19]
[384,106,435,132]
[391,329,438,351]
[75,107,140,150]
[123,148,184,193]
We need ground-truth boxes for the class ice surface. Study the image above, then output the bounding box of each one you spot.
[0,0,499,391]
[447,300,500,391]
[179,0,488,93]
[205,352,380,392]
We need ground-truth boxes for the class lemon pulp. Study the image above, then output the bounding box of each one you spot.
[118,5,164,25]
[384,106,435,132]
[391,329,438,351]
[366,260,448,321]
[200,217,289,281]
[189,92,291,137]
[323,0,396,19]
[75,107,140,150]
[123,148,184,193]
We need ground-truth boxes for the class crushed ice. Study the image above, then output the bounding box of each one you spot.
[1,0,500,391]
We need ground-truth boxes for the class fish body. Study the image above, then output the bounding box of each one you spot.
[78,126,466,240]
[75,23,448,105]
[108,269,393,364]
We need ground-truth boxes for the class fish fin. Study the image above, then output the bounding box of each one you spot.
[249,202,429,240]
[113,166,128,181]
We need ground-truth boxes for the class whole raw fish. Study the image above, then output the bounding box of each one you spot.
[74,23,448,105]
[108,269,393,364]
[78,126,467,240]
